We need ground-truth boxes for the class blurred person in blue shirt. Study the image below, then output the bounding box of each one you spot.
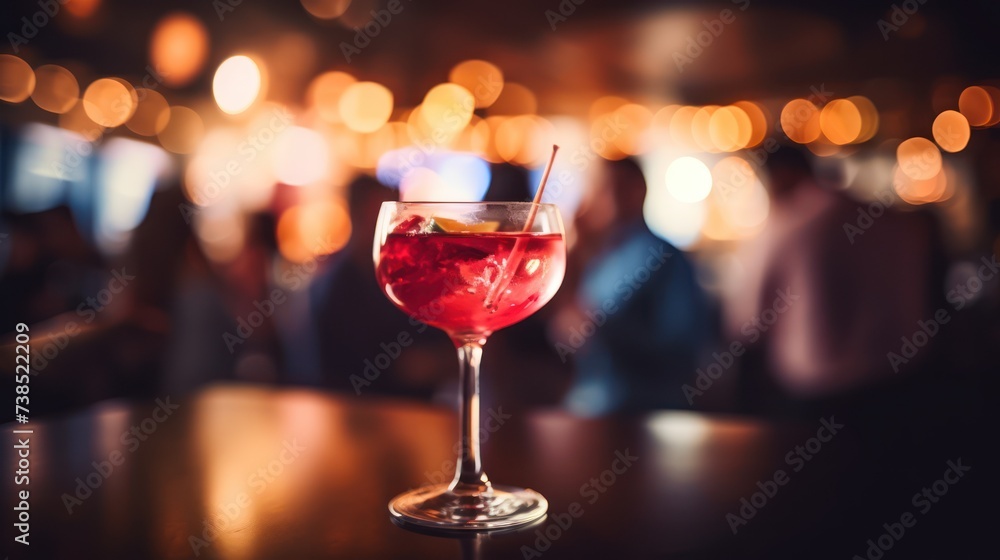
[553,157,715,415]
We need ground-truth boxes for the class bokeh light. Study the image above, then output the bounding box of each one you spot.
[59,102,104,141]
[496,115,554,165]
[213,55,263,115]
[847,95,879,143]
[272,126,329,186]
[820,99,862,145]
[709,156,770,236]
[488,82,536,116]
[691,106,719,152]
[308,71,356,123]
[30,65,79,114]
[82,78,137,127]
[709,105,752,152]
[665,156,712,203]
[669,106,699,148]
[644,172,707,249]
[277,200,352,263]
[894,165,949,205]
[449,60,504,108]
[339,81,393,133]
[158,106,205,154]
[300,0,352,19]
[896,137,942,181]
[780,99,821,144]
[0,55,36,103]
[126,89,171,136]
[958,86,993,127]
[732,101,767,148]
[150,13,209,87]
[932,110,970,153]
[65,0,101,19]
[613,104,653,155]
[421,83,475,136]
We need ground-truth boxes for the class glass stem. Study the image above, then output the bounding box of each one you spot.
[450,340,491,493]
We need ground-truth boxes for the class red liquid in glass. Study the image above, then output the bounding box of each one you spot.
[377,232,566,337]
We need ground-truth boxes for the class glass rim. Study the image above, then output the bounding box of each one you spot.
[380,201,560,208]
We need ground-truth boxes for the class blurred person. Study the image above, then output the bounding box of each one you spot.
[726,145,947,409]
[312,176,452,399]
[554,157,714,415]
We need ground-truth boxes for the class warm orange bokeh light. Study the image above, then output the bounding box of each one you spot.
[422,83,475,136]
[847,95,879,143]
[932,110,971,153]
[126,89,171,136]
[277,201,352,263]
[613,103,653,155]
[691,106,720,152]
[82,78,137,127]
[496,115,554,165]
[669,106,699,148]
[65,0,101,19]
[589,96,630,122]
[449,60,504,108]
[709,105,752,152]
[780,99,821,144]
[300,0,352,19]
[0,55,35,103]
[488,82,537,116]
[894,166,949,205]
[732,101,767,148]
[158,106,205,154]
[897,137,942,181]
[31,65,79,114]
[340,81,393,133]
[819,99,862,145]
[589,113,627,160]
[308,71,356,123]
[958,86,993,127]
[59,102,104,141]
[150,13,209,88]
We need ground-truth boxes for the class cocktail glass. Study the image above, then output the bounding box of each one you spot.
[374,201,566,530]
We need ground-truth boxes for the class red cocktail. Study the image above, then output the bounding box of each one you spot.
[377,231,565,337]
[374,201,566,530]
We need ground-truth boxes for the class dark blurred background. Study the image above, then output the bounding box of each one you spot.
[1,0,998,423]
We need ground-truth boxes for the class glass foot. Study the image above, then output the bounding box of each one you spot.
[389,484,548,530]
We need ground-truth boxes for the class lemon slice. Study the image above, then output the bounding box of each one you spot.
[430,217,501,233]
